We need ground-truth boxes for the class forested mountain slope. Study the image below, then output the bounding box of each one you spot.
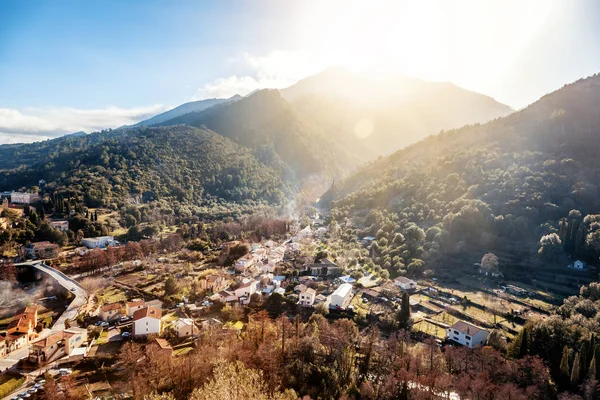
[283,68,513,157]
[0,125,289,207]
[324,74,600,278]
[159,89,360,183]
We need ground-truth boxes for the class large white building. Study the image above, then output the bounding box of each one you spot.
[329,283,353,310]
[10,192,40,204]
[132,306,162,337]
[82,236,116,249]
[394,276,417,291]
[446,320,490,349]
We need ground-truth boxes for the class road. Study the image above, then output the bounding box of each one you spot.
[27,262,88,331]
[0,262,89,398]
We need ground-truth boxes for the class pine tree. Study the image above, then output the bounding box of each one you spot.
[594,344,600,380]
[589,353,597,380]
[515,326,529,358]
[571,352,581,388]
[397,292,411,329]
[560,345,571,388]
[580,342,589,381]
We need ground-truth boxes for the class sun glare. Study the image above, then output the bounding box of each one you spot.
[293,0,555,88]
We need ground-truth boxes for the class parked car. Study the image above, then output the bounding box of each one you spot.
[121,332,131,338]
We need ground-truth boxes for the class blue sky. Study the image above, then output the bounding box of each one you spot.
[1,0,600,143]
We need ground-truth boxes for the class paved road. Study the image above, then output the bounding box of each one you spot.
[0,262,89,398]
[28,262,88,331]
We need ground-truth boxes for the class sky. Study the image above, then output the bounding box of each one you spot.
[1,0,600,144]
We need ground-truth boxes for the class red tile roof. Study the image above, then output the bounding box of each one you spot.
[101,302,122,312]
[133,306,162,321]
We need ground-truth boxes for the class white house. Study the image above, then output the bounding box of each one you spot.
[98,302,122,322]
[132,306,162,337]
[50,220,69,232]
[569,260,585,270]
[234,280,258,298]
[10,192,40,204]
[126,300,146,317]
[82,236,116,249]
[298,288,316,307]
[330,283,353,310]
[446,320,490,349]
[175,318,197,338]
[394,277,417,291]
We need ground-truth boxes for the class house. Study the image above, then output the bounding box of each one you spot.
[175,318,197,338]
[234,280,258,298]
[6,306,38,346]
[146,338,173,358]
[99,302,122,322]
[200,318,224,330]
[63,327,88,355]
[569,260,586,270]
[339,275,356,284]
[330,283,353,310]
[394,277,417,291]
[235,254,255,273]
[310,259,341,277]
[273,287,286,296]
[294,284,307,294]
[10,192,40,204]
[82,236,116,249]
[298,288,316,307]
[24,241,60,259]
[50,220,69,232]
[28,331,64,365]
[446,321,490,349]
[211,290,238,303]
[0,336,7,357]
[201,274,228,293]
[291,226,312,242]
[145,299,164,310]
[125,300,146,317]
[132,306,162,337]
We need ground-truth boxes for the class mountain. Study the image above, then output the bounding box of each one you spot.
[0,125,290,208]
[133,95,241,127]
[324,73,600,280]
[158,89,361,194]
[283,68,513,157]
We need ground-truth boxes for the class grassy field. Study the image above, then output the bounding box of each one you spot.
[413,320,446,339]
[98,287,128,304]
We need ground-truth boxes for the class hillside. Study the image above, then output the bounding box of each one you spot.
[0,125,290,207]
[324,73,600,280]
[132,95,240,127]
[159,89,361,188]
[283,68,513,156]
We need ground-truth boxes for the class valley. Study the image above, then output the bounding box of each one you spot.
[1,70,600,399]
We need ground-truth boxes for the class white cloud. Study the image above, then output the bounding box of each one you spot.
[192,51,326,100]
[0,104,171,144]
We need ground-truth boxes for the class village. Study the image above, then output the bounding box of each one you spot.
[0,198,583,399]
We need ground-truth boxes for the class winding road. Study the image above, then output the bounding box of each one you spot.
[0,262,88,388]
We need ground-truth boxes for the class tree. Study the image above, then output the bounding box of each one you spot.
[164,276,178,296]
[480,253,499,272]
[0,260,17,283]
[397,292,411,329]
[538,233,563,260]
[190,360,297,400]
[571,352,581,388]
[560,345,571,389]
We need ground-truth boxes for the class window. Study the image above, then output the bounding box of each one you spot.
[454,330,460,335]
[465,335,471,340]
